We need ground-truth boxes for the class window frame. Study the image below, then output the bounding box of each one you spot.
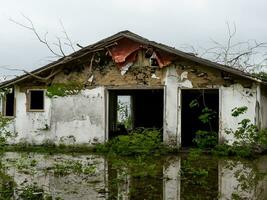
[27,89,45,112]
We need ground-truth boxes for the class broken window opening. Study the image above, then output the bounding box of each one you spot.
[28,90,45,111]
[181,89,219,147]
[3,88,15,117]
[117,95,133,132]
[150,52,159,68]
[109,89,164,139]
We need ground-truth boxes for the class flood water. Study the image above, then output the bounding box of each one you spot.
[0,152,267,200]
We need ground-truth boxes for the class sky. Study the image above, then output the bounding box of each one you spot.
[0,0,267,78]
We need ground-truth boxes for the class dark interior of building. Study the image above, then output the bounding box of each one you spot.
[181,89,219,147]
[5,89,14,116]
[108,89,164,138]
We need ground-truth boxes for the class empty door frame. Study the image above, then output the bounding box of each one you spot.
[178,88,221,147]
[105,86,165,141]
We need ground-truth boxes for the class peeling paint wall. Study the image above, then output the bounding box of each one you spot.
[261,85,267,129]
[164,65,179,146]
[164,61,261,147]
[220,84,257,144]
[3,48,265,147]
[13,86,52,144]
[12,87,105,145]
[50,87,105,144]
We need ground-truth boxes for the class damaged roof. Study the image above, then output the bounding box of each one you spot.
[0,30,266,88]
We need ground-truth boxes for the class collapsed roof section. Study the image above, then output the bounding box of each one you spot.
[0,30,265,88]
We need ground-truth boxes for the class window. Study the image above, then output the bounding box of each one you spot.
[28,90,45,111]
[2,88,15,117]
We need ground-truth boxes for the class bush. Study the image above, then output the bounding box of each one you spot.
[193,130,217,149]
[95,128,167,156]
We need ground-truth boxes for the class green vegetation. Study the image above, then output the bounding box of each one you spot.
[53,160,96,176]
[213,106,267,157]
[46,83,83,98]
[188,102,267,157]
[95,128,170,156]
[17,183,45,200]
[0,115,16,150]
[180,149,218,199]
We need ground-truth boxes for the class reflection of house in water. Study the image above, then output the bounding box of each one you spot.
[2,153,267,200]
[0,31,266,147]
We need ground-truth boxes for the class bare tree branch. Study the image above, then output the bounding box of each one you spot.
[196,22,267,72]
[9,14,77,58]
[59,20,76,52]
[0,65,61,82]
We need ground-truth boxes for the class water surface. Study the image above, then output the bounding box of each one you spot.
[0,152,267,200]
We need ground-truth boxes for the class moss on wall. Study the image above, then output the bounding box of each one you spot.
[46,83,83,98]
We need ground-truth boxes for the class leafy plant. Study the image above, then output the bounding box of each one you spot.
[53,160,96,176]
[198,107,216,124]
[193,130,217,149]
[17,183,44,200]
[226,106,267,153]
[231,106,248,117]
[95,128,168,156]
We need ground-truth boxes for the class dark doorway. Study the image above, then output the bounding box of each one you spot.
[108,89,164,138]
[4,88,15,117]
[181,89,219,147]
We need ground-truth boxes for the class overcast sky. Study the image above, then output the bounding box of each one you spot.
[0,0,267,78]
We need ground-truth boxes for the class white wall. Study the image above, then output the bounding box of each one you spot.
[260,85,267,129]
[164,66,193,147]
[220,84,257,144]
[13,87,52,144]
[50,87,106,144]
[7,77,262,146]
[12,87,105,145]
[164,66,179,146]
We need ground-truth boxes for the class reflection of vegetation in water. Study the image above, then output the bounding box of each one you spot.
[53,159,97,176]
[107,155,164,200]
[180,149,219,200]
[0,171,15,200]
[0,152,266,199]
[222,158,267,200]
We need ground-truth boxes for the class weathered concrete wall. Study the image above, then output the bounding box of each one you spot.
[164,62,260,147]
[260,85,267,129]
[50,87,106,144]
[220,84,257,144]
[164,66,179,146]
[13,86,52,144]
[52,50,164,87]
[11,87,105,145]
[4,52,263,147]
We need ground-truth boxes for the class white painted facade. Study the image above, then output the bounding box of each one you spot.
[2,65,266,147]
[162,66,266,147]
[7,87,106,145]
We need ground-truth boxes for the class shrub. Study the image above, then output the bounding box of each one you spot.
[193,130,217,149]
[95,128,167,156]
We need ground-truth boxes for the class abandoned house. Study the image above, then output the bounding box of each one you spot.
[0,30,266,147]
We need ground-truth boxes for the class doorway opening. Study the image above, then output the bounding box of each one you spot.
[3,88,15,117]
[181,89,219,147]
[108,89,164,139]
